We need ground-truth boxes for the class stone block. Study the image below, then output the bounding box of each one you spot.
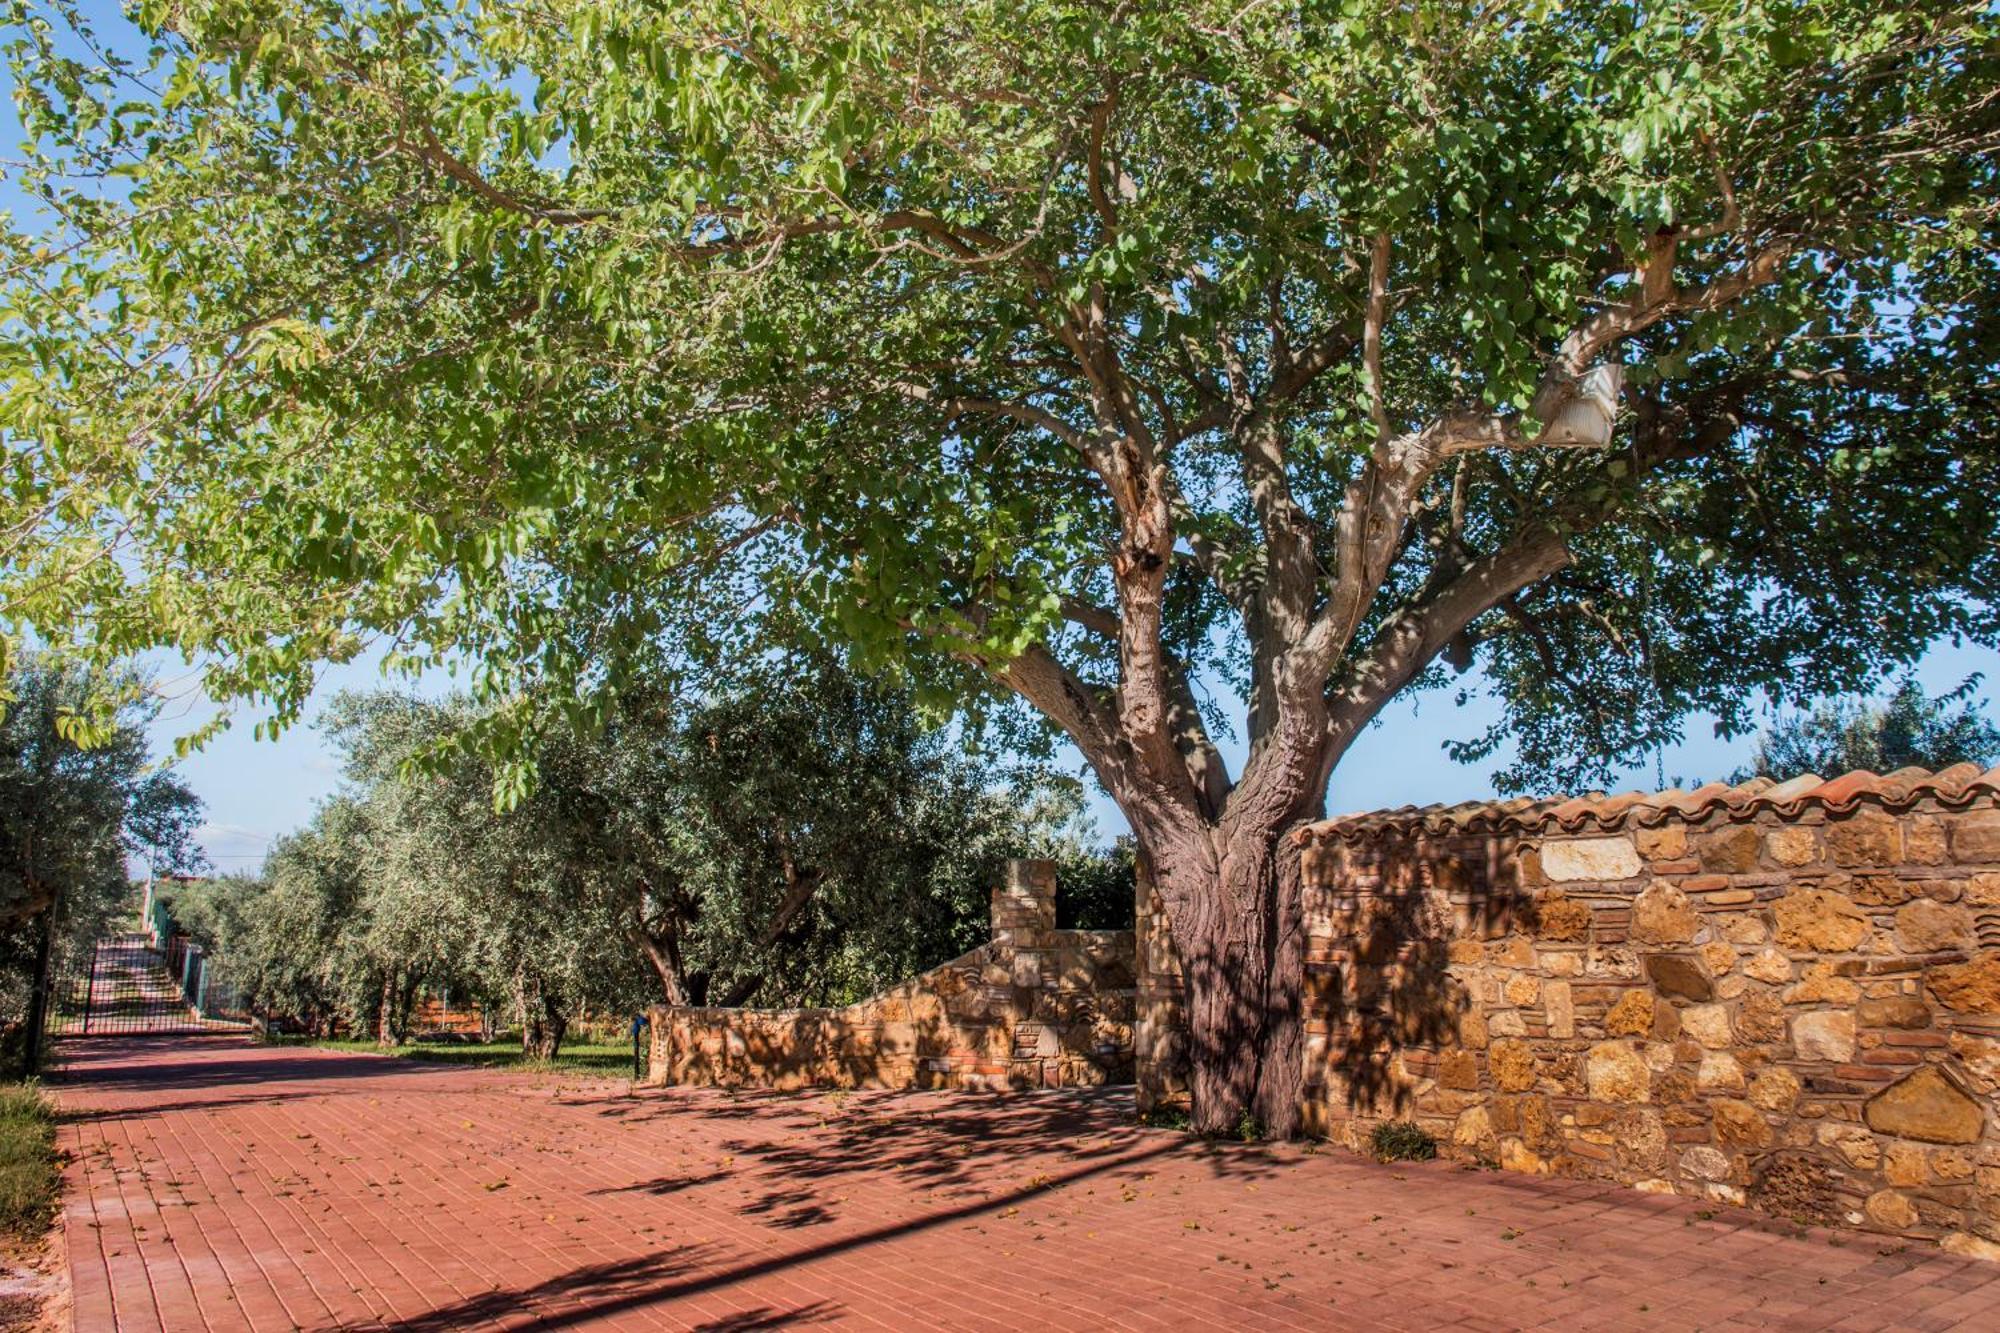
[1772,889,1870,953]
[1766,826,1819,868]
[1749,1066,1801,1113]
[1858,994,1932,1029]
[1953,813,2000,864]
[1490,1039,1538,1093]
[1532,890,1593,942]
[1865,1066,1985,1145]
[1544,979,1575,1040]
[1699,825,1762,873]
[1930,955,2000,1014]
[1786,962,1860,1005]
[1631,884,1698,945]
[1438,1049,1479,1090]
[1791,1010,1857,1061]
[1680,1145,1732,1181]
[1585,1041,1650,1103]
[1907,816,1949,866]
[1542,836,1642,883]
[1644,953,1713,1001]
[1865,1189,1919,1230]
[1637,824,1688,861]
[1896,900,1974,953]
[1682,1004,1733,1049]
[1605,990,1654,1037]
[1826,813,1903,868]
[1713,1099,1773,1149]
[1745,947,1793,983]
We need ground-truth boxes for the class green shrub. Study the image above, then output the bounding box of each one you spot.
[1371,1120,1437,1163]
[0,1082,58,1242]
[1138,1105,1191,1131]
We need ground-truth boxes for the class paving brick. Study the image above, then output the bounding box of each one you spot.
[47,1035,2000,1330]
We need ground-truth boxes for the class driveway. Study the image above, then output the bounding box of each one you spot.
[51,1036,2000,1330]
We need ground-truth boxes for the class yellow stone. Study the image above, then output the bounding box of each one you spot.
[1884,1142,1929,1187]
[1766,826,1819,868]
[1749,1067,1801,1113]
[1865,1189,1918,1230]
[1906,816,1948,866]
[1786,961,1861,1006]
[1773,889,1870,953]
[1931,1148,1976,1182]
[1744,947,1793,984]
[1631,883,1699,945]
[1605,990,1654,1037]
[1490,1039,1538,1093]
[1700,941,1737,975]
[1636,824,1687,860]
[1585,1041,1650,1103]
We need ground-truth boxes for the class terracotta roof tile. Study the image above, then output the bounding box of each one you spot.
[1304,764,2000,844]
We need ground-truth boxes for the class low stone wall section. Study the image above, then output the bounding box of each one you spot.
[1136,764,2000,1258]
[648,860,1135,1092]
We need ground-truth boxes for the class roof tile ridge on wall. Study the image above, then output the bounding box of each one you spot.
[1304,763,2000,844]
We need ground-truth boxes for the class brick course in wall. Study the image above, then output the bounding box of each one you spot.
[647,859,1136,1092]
[1137,763,2000,1258]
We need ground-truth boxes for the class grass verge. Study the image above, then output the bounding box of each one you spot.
[270,1036,638,1075]
[0,1083,58,1247]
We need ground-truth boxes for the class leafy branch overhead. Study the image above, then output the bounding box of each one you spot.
[3,0,1992,797]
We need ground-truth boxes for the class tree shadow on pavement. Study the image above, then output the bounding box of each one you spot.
[362,1130,1185,1333]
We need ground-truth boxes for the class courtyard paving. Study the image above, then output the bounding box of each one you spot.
[50,1035,2000,1330]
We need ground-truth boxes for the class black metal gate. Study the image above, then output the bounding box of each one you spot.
[44,933,251,1038]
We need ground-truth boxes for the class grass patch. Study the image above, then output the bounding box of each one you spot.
[0,1082,58,1245]
[1370,1120,1438,1163]
[271,1036,637,1075]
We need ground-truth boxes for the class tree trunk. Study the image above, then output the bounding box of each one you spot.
[375,973,395,1046]
[532,992,569,1062]
[1145,814,1311,1139]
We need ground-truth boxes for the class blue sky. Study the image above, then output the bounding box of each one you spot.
[154,638,1998,871]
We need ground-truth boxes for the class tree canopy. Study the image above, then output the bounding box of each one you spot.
[3,0,1995,1128]
[175,663,1126,1053]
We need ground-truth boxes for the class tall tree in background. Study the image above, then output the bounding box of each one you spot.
[1738,677,2000,783]
[0,658,203,1065]
[3,2,1996,1130]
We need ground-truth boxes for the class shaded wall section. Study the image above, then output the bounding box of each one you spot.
[647,859,1136,1092]
[1136,764,2000,1259]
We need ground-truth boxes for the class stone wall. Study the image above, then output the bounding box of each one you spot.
[1136,766,2000,1257]
[647,859,1136,1092]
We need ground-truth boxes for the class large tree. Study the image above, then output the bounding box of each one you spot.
[3,1,1996,1131]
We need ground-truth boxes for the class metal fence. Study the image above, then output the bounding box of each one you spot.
[44,915,253,1039]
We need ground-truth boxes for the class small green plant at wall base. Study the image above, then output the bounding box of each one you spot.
[1235,1112,1264,1144]
[1139,1106,1191,1132]
[0,1082,58,1243]
[1371,1121,1438,1163]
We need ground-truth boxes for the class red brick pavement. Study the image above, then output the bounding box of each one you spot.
[49,1036,2000,1331]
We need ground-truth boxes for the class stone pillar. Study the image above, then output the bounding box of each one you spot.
[991,858,1056,944]
[1133,852,1190,1114]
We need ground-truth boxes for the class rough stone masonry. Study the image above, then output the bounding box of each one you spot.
[1138,762,2000,1259]
[648,859,1136,1092]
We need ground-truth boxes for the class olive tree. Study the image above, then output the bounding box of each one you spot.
[4,0,1996,1130]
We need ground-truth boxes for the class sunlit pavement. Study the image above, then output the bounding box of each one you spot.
[51,1035,2000,1331]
